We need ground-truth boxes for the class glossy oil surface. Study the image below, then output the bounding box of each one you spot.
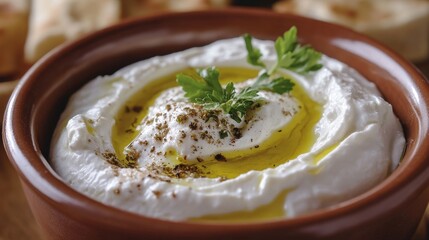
[112,67,321,180]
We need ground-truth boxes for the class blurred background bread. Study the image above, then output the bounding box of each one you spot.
[25,0,121,63]
[22,0,231,64]
[1,0,427,70]
[274,0,429,62]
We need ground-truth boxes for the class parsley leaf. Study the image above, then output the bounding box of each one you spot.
[177,67,293,123]
[270,26,322,74]
[243,34,266,68]
[243,26,322,75]
[252,72,294,94]
[177,67,259,123]
[177,27,319,123]
[223,87,259,123]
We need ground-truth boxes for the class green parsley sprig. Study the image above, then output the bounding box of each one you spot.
[177,26,322,123]
[252,72,294,94]
[244,26,322,75]
[178,67,257,123]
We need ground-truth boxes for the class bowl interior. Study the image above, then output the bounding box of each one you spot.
[4,8,429,231]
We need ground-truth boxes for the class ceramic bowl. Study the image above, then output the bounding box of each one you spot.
[3,9,429,240]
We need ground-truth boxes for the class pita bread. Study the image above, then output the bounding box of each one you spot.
[25,0,121,63]
[274,0,429,61]
[0,0,29,76]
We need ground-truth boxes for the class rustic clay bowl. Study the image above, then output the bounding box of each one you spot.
[3,9,429,240]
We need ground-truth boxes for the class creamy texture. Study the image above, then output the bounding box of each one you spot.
[51,38,405,221]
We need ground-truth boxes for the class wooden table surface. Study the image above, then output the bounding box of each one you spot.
[0,138,43,240]
[0,59,428,240]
